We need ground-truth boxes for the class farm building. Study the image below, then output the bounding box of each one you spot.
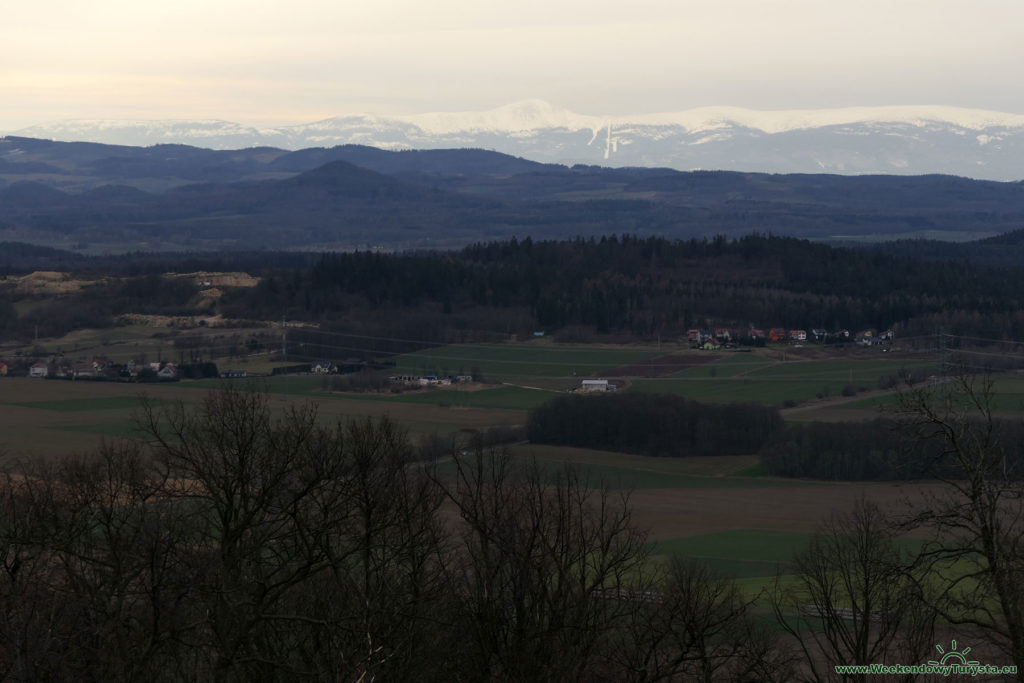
[581,379,616,393]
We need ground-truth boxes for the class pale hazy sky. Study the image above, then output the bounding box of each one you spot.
[2,0,1022,130]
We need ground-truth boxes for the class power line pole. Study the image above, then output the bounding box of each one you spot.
[938,327,947,377]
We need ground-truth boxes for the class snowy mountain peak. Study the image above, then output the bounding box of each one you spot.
[627,105,1024,135]
[398,99,605,135]
[8,102,1024,180]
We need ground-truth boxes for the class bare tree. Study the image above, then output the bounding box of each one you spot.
[772,498,936,682]
[0,459,68,681]
[437,445,650,682]
[898,374,1024,677]
[619,558,794,683]
[137,388,456,681]
[0,443,196,682]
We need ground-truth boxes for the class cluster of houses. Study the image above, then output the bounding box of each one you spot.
[686,327,895,350]
[388,374,475,387]
[25,357,180,380]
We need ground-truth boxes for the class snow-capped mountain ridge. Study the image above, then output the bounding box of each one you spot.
[8,101,1024,180]
[304,100,1024,136]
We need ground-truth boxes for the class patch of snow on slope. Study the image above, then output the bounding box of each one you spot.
[623,105,1024,134]
[399,100,606,135]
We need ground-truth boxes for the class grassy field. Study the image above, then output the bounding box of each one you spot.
[186,375,559,411]
[629,357,939,407]
[391,343,664,379]
[0,376,529,456]
[648,530,812,578]
[672,352,773,378]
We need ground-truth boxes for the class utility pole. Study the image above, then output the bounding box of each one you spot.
[282,316,287,363]
[938,327,947,377]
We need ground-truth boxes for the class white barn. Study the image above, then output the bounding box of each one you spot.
[581,379,615,393]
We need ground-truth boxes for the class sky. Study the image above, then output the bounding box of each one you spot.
[2,0,1023,131]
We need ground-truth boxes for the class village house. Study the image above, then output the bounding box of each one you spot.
[701,338,722,351]
[29,362,50,378]
[158,363,179,379]
[311,360,336,374]
[0,361,8,377]
[789,329,807,342]
[73,363,97,379]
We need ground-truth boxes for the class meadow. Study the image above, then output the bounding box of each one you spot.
[630,355,938,407]
[0,339,964,600]
[390,342,664,379]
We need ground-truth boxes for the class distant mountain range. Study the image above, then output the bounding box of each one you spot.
[3,135,1024,253]
[8,100,1024,180]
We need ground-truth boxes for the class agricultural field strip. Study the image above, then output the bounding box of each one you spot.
[818,376,1024,413]
[13,396,175,412]
[511,444,815,489]
[179,376,551,411]
[391,345,667,376]
[0,379,525,454]
[653,530,812,565]
[658,358,938,382]
[538,463,810,490]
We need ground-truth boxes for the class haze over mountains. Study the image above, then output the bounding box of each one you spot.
[9,100,1024,181]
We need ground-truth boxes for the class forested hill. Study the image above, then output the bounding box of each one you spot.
[5,136,1024,251]
[216,234,1024,341]
[4,233,1024,342]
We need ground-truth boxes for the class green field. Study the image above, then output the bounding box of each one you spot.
[627,377,847,406]
[391,343,662,379]
[673,353,773,378]
[653,530,814,565]
[377,385,559,410]
[49,421,147,437]
[744,358,936,383]
[630,358,939,406]
[816,375,1024,416]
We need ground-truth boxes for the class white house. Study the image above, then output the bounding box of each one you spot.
[30,362,49,378]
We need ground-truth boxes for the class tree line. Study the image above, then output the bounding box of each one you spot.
[221,233,1024,341]
[524,390,1024,483]
[526,392,784,458]
[8,234,1024,343]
